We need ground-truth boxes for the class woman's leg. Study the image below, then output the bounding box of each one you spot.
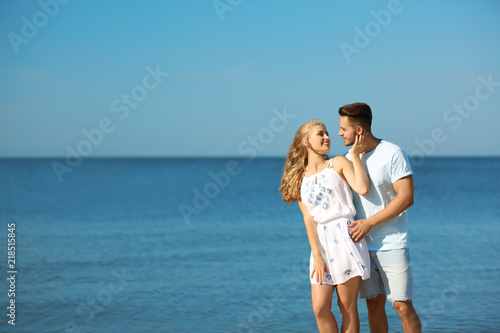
[336,276,361,333]
[311,284,338,333]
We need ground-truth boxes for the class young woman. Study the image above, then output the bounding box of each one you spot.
[279,120,370,333]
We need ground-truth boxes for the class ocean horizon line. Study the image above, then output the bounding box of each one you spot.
[0,155,499,160]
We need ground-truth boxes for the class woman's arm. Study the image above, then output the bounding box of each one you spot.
[336,134,370,195]
[298,200,328,284]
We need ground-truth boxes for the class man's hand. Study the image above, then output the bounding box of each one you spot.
[349,219,373,243]
[348,176,414,243]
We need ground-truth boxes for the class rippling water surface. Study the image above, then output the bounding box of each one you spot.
[0,157,499,332]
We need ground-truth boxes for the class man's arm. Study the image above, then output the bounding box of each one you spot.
[349,175,414,242]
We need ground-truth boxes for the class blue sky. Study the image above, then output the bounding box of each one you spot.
[1,0,499,158]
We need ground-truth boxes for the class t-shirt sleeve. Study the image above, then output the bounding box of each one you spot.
[390,149,413,183]
[345,150,352,161]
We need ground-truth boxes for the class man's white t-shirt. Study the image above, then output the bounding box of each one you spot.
[346,140,413,251]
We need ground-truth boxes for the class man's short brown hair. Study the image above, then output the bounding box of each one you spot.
[338,102,372,131]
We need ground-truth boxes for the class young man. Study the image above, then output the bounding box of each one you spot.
[338,102,422,333]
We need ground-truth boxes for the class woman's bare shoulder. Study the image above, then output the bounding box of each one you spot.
[332,156,349,164]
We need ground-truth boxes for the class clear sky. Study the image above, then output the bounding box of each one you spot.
[1,0,499,158]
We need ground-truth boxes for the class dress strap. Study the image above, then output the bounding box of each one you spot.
[327,158,334,169]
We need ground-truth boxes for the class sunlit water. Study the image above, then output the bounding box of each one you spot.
[0,157,499,332]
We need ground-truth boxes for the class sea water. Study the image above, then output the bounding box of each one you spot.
[0,157,499,332]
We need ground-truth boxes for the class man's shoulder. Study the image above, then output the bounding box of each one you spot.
[378,140,402,152]
[375,140,407,158]
[348,140,407,160]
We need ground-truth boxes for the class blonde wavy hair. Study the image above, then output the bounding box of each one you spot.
[279,120,328,204]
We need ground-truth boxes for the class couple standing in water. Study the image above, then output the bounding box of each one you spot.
[279,103,422,333]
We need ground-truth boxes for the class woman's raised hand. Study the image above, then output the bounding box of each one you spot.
[350,131,368,156]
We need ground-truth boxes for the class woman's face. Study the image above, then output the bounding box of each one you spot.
[306,125,330,153]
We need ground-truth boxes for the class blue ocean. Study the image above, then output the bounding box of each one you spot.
[0,157,499,332]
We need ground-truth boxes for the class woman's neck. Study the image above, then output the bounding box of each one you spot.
[306,153,327,173]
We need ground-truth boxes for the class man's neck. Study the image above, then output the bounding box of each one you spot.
[363,134,381,154]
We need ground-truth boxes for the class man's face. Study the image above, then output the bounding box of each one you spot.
[338,116,358,146]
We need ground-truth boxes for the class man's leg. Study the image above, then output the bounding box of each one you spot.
[366,293,388,333]
[393,300,421,333]
[378,248,421,333]
[360,251,388,333]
